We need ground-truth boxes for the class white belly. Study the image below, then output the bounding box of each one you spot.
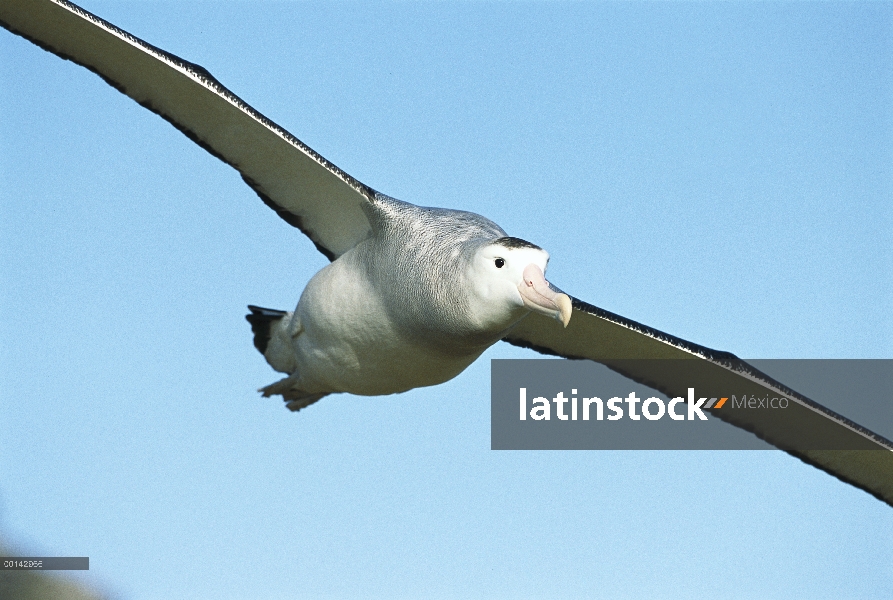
[289,252,481,396]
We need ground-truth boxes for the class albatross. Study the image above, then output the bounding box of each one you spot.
[1,0,891,506]
[248,215,572,411]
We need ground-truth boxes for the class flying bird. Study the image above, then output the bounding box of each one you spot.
[2,0,891,506]
[246,220,572,411]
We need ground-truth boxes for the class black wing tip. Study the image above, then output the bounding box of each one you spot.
[245,305,287,354]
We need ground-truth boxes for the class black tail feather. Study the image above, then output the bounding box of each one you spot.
[246,305,287,354]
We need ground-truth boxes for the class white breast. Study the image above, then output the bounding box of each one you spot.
[288,247,484,396]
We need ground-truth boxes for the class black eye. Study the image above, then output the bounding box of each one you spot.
[495,258,505,268]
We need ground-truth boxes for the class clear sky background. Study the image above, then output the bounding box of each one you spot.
[1,1,891,598]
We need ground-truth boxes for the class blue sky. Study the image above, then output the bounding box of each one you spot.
[1,1,891,598]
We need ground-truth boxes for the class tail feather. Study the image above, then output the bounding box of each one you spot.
[245,305,287,354]
[247,304,327,411]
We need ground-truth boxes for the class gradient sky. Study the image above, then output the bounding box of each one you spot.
[1,2,891,598]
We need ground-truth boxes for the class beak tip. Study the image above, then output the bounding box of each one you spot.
[557,293,572,328]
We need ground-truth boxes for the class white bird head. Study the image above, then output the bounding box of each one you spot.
[466,236,573,331]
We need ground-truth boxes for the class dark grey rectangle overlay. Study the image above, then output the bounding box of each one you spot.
[491,359,893,450]
[1,557,89,570]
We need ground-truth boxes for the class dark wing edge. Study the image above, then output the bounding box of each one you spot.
[0,0,377,261]
[504,297,893,508]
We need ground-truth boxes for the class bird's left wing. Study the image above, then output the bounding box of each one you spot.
[0,0,373,260]
[504,298,893,507]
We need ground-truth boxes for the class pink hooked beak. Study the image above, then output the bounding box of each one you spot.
[518,264,573,327]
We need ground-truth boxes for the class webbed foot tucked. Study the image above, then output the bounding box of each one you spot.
[259,373,329,412]
[283,391,328,412]
[258,372,303,397]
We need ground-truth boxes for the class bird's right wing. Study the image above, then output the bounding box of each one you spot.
[0,0,374,261]
[504,297,893,508]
